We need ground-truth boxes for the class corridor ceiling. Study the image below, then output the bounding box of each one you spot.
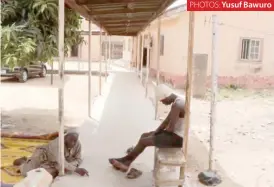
[65,0,176,36]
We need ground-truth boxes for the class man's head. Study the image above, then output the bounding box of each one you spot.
[64,128,79,149]
[155,84,173,100]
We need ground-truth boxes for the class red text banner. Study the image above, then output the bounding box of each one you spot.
[187,0,274,11]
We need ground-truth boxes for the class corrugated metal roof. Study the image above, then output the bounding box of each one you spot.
[65,0,177,36]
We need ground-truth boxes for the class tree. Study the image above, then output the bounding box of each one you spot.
[1,0,84,68]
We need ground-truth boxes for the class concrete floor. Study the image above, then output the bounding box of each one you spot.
[52,72,159,187]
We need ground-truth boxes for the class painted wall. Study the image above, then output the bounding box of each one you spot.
[67,20,124,62]
[123,37,134,62]
[136,11,274,88]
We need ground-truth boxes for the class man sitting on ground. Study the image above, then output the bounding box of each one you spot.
[109,91,185,174]
[14,128,89,178]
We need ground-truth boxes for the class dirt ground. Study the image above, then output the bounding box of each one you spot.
[148,83,274,187]
[0,74,105,135]
[1,68,274,187]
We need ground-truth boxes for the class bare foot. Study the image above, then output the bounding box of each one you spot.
[109,158,130,172]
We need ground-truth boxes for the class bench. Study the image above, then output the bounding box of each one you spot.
[154,148,186,187]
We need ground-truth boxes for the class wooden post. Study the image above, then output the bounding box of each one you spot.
[50,61,53,85]
[134,36,138,72]
[140,34,144,84]
[136,35,140,75]
[105,33,108,82]
[110,36,113,66]
[108,35,111,76]
[130,36,134,70]
[58,0,65,176]
[88,20,92,117]
[145,26,151,97]
[155,17,161,120]
[99,26,102,95]
[179,12,195,187]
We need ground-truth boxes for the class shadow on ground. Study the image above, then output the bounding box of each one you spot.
[187,133,243,187]
[1,108,79,135]
[1,76,70,88]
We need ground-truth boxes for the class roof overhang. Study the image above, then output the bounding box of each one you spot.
[65,0,176,36]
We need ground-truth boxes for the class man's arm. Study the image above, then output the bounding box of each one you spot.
[156,93,179,132]
[67,143,83,168]
[165,99,184,132]
[155,112,170,132]
[161,93,178,105]
[48,139,79,172]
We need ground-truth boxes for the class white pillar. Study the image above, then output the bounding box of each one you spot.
[145,26,151,97]
[99,26,102,95]
[209,14,218,171]
[58,0,65,176]
[108,35,111,74]
[88,20,92,117]
[155,17,161,120]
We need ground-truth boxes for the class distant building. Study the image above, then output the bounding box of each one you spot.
[124,5,274,89]
[66,21,124,61]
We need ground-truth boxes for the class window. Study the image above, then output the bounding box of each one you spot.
[240,38,262,61]
[160,35,164,56]
[71,44,79,57]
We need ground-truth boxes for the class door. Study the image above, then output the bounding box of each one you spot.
[143,48,147,67]
[29,62,42,76]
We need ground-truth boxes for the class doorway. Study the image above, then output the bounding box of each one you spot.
[142,47,147,67]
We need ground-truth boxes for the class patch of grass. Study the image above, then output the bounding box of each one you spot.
[205,88,274,101]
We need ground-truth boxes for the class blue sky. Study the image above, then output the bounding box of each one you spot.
[167,0,187,10]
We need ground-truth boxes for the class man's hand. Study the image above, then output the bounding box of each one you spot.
[160,94,176,105]
[165,125,174,133]
[75,168,89,176]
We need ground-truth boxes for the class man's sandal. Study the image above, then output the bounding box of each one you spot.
[126,168,142,179]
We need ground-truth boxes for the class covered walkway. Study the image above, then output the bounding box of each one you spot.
[52,71,159,187]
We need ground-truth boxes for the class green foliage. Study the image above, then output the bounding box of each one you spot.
[1,0,84,68]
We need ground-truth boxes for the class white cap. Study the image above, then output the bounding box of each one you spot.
[155,84,174,100]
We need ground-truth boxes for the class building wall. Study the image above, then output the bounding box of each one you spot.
[139,11,274,89]
[66,20,124,62]
[123,37,134,62]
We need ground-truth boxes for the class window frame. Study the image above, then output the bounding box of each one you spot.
[239,37,263,62]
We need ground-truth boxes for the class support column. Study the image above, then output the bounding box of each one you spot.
[136,35,140,75]
[50,61,53,85]
[179,12,195,187]
[198,14,222,186]
[108,35,111,74]
[135,36,138,70]
[105,32,108,82]
[58,0,65,176]
[155,17,161,120]
[145,26,151,97]
[99,26,102,95]
[140,34,144,84]
[88,20,92,117]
